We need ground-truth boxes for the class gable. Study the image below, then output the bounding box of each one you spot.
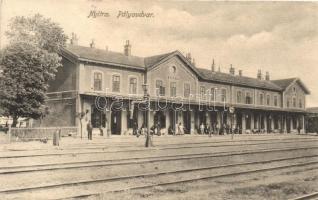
[285,80,309,96]
[147,55,198,97]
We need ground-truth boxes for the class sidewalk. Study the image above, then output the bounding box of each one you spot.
[0,132,317,151]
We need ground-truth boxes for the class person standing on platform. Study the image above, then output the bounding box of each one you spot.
[133,121,138,136]
[87,120,93,140]
[200,123,205,135]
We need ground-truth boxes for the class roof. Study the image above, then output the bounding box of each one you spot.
[271,78,297,89]
[197,68,282,91]
[63,45,145,69]
[271,78,310,94]
[61,45,309,93]
[307,107,318,113]
[144,51,176,68]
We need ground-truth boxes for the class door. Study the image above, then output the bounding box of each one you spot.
[183,111,191,134]
[111,110,121,135]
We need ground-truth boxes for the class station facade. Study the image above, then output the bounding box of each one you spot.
[43,40,310,135]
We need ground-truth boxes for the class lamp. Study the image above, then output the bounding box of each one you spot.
[142,83,151,147]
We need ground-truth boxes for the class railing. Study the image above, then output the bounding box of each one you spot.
[8,126,78,142]
[46,90,77,101]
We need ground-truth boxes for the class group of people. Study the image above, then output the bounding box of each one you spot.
[199,123,240,136]
[132,121,162,138]
[168,123,185,135]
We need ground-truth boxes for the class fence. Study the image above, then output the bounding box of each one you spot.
[8,127,78,142]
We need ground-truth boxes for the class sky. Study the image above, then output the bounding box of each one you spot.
[0,0,317,107]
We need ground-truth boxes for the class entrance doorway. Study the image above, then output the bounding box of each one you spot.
[111,110,121,135]
[91,106,106,128]
[154,111,166,129]
[183,111,191,134]
[286,117,291,133]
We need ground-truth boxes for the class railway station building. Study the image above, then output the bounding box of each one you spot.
[42,39,310,136]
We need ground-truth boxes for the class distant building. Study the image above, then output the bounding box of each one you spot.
[41,40,310,135]
[306,107,318,133]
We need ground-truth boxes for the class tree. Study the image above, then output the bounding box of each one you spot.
[0,14,67,127]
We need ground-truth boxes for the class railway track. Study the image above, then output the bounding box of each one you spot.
[1,145,318,174]
[53,136,318,150]
[1,155,318,199]
[1,138,317,159]
[290,192,318,200]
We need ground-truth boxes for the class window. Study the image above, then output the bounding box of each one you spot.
[260,93,264,105]
[170,82,177,97]
[221,89,227,102]
[156,80,165,96]
[93,72,102,91]
[112,75,120,92]
[200,86,206,100]
[299,99,302,108]
[274,96,278,107]
[293,97,296,107]
[184,83,190,98]
[246,92,252,104]
[237,91,242,103]
[287,98,290,108]
[266,95,270,106]
[129,77,137,94]
[210,88,215,101]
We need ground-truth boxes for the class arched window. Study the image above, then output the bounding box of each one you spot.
[93,72,102,91]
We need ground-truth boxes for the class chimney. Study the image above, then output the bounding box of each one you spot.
[192,58,196,66]
[211,59,215,72]
[70,32,78,45]
[229,64,235,75]
[186,52,192,62]
[89,39,95,48]
[265,71,270,81]
[257,69,262,80]
[238,70,242,76]
[105,45,109,52]
[124,40,131,56]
